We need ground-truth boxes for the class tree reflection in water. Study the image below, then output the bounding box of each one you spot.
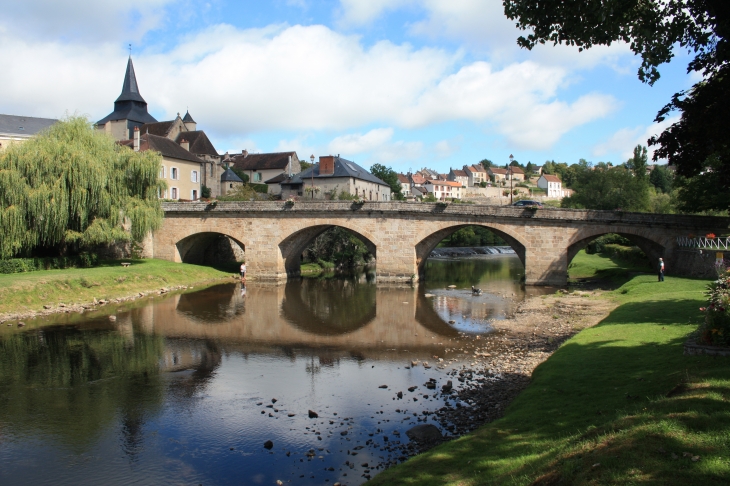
[281,278,376,335]
[0,324,165,452]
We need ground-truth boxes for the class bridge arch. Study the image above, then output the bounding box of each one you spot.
[414,223,527,279]
[175,232,246,266]
[278,224,378,277]
[566,228,666,268]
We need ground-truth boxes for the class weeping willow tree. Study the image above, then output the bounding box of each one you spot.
[0,116,166,258]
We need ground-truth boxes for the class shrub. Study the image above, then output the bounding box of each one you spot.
[0,253,99,274]
[699,273,730,346]
[585,234,632,254]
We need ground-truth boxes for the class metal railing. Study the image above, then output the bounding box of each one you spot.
[677,236,730,249]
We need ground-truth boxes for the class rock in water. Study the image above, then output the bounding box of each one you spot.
[397,391,403,399]
[308,410,319,419]
[406,424,443,443]
[442,380,453,393]
[378,385,388,389]
[447,285,457,289]
[264,440,274,449]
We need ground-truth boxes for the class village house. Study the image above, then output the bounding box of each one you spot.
[463,164,488,186]
[0,114,58,150]
[448,168,469,187]
[219,167,245,196]
[509,166,525,182]
[537,174,565,198]
[424,180,463,200]
[410,172,427,188]
[230,151,301,186]
[119,127,203,200]
[488,167,508,183]
[397,173,411,197]
[280,156,391,201]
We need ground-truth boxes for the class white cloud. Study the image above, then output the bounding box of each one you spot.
[592,116,680,161]
[328,128,394,154]
[327,128,423,165]
[0,23,615,152]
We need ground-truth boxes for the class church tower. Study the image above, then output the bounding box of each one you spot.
[96,57,158,141]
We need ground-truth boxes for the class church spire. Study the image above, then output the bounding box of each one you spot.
[115,57,146,103]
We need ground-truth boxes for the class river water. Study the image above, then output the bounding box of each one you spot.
[0,254,537,486]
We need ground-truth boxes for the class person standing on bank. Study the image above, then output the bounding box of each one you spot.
[240,261,246,281]
[658,258,665,282]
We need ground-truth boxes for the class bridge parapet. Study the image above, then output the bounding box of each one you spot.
[161,201,730,230]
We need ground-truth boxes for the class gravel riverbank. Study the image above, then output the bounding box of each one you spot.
[379,291,618,461]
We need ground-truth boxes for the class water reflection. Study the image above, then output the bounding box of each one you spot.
[0,255,531,486]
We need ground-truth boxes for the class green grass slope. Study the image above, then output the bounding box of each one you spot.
[372,269,729,484]
[0,259,233,316]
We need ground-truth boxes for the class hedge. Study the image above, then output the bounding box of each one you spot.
[0,253,98,274]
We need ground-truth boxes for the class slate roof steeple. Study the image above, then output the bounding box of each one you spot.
[182,110,195,123]
[116,57,146,103]
[96,56,158,132]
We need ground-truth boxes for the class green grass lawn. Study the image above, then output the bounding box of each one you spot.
[372,258,729,485]
[0,259,233,316]
[569,249,651,285]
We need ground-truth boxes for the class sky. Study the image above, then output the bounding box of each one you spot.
[0,0,697,173]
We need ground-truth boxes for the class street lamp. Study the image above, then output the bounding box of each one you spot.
[508,154,514,205]
[310,154,315,199]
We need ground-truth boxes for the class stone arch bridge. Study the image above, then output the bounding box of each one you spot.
[148,201,729,286]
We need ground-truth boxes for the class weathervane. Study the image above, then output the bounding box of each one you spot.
[128,44,132,56]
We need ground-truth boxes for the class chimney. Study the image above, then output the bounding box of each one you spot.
[242,149,248,158]
[133,126,140,152]
[288,154,292,177]
[180,139,189,151]
[319,155,335,175]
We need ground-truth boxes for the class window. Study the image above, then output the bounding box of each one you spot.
[230,183,233,188]
[171,167,178,180]
[191,170,199,183]
[159,166,166,178]
[254,172,262,182]
[191,189,198,200]
[171,187,178,199]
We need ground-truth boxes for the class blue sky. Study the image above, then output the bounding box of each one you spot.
[0,0,697,172]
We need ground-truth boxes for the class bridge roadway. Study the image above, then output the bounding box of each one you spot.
[150,201,730,285]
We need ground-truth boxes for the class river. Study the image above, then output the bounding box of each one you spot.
[0,254,545,486]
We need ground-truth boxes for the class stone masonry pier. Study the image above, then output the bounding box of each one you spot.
[149,201,730,286]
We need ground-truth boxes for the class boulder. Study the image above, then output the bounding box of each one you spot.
[406,424,443,443]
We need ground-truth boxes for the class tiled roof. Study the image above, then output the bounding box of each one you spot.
[0,114,58,136]
[232,151,297,171]
[411,174,427,184]
[284,157,389,187]
[489,167,508,175]
[221,168,243,182]
[182,110,196,123]
[510,166,525,174]
[451,169,467,177]
[471,164,486,172]
[120,133,203,163]
[397,173,410,183]
[139,121,175,137]
[265,173,288,184]
[175,131,218,156]
[541,174,561,183]
[428,180,463,187]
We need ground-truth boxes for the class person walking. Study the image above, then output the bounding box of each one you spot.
[240,261,247,281]
[658,257,665,282]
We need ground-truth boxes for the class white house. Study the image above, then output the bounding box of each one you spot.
[397,173,411,197]
[424,180,463,200]
[537,174,565,198]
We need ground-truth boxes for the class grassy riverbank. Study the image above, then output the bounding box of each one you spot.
[373,254,729,485]
[0,259,233,317]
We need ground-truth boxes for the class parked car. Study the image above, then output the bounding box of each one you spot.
[512,200,544,207]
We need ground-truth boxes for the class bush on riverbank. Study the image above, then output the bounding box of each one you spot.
[372,275,730,485]
[699,272,730,346]
[0,259,232,317]
[0,253,98,274]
